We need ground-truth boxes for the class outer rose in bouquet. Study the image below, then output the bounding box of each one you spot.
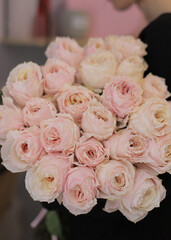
[0,35,170,225]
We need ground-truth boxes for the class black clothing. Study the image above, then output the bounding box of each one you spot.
[42,14,171,240]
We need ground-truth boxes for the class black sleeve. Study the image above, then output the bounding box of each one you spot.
[139,13,171,92]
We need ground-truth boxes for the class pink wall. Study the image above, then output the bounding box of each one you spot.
[66,0,147,37]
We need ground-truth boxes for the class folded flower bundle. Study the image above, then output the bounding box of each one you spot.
[1,35,171,223]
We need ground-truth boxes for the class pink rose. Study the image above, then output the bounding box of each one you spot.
[23,97,57,127]
[42,58,76,95]
[105,35,147,61]
[78,50,118,91]
[1,127,44,173]
[25,153,73,203]
[0,97,24,144]
[62,166,98,215]
[102,76,143,119]
[103,129,149,164]
[75,137,109,168]
[142,73,171,99]
[146,134,171,174]
[128,97,171,137]
[56,85,97,123]
[3,62,43,107]
[117,56,148,83]
[45,37,84,68]
[40,113,80,154]
[96,160,135,200]
[104,168,166,223]
[84,37,105,57]
[81,102,117,140]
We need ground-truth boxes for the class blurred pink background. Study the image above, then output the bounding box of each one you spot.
[66,0,147,37]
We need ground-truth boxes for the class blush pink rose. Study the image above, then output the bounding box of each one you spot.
[56,84,97,123]
[0,97,24,144]
[1,126,44,173]
[3,62,43,107]
[23,97,57,127]
[42,58,76,95]
[146,134,171,174]
[40,113,80,154]
[45,37,84,68]
[128,97,171,137]
[96,160,135,200]
[78,50,118,91]
[117,56,148,83]
[25,153,73,203]
[84,37,105,57]
[104,168,166,223]
[142,73,171,99]
[105,35,147,61]
[102,76,143,119]
[103,129,149,164]
[81,102,117,140]
[75,137,109,168]
[62,166,98,215]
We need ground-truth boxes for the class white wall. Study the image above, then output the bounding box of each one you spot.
[0,0,4,40]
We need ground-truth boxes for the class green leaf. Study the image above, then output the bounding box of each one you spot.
[45,211,65,240]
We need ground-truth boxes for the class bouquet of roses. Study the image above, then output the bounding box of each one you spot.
[0,35,170,223]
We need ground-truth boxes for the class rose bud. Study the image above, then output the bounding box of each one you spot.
[128,97,171,137]
[0,97,24,144]
[42,58,76,95]
[56,84,97,123]
[40,113,80,154]
[62,166,98,215]
[78,50,118,91]
[25,153,73,203]
[103,129,149,164]
[3,62,43,107]
[23,97,57,127]
[102,76,143,119]
[142,73,171,99]
[1,126,44,173]
[45,37,84,68]
[75,136,109,168]
[96,159,135,200]
[81,102,117,140]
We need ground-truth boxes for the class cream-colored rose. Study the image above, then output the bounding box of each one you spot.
[117,56,148,83]
[81,102,117,140]
[25,153,73,203]
[128,97,171,137]
[78,50,118,91]
[104,168,166,223]
[96,159,135,200]
[105,35,147,61]
[4,62,43,107]
[142,73,171,99]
